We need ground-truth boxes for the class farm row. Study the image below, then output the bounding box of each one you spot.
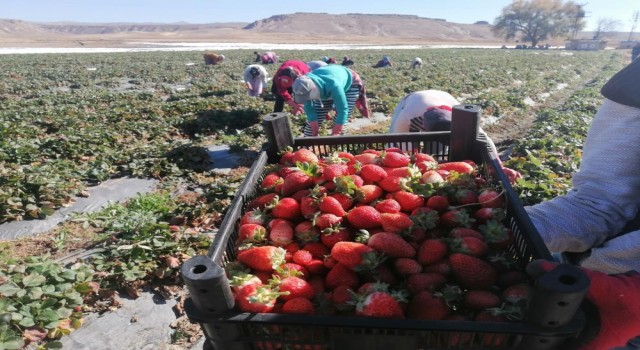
[0,49,623,223]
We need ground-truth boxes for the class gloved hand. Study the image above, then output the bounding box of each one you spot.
[527,260,640,350]
[331,124,344,136]
[501,167,522,184]
[287,100,304,115]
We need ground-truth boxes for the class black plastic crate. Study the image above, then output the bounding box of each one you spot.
[182,105,587,350]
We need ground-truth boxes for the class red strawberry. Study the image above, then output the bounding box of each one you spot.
[291,148,318,165]
[281,172,314,196]
[359,164,387,183]
[314,213,343,231]
[346,205,382,229]
[302,242,330,260]
[394,258,423,276]
[479,220,514,249]
[440,209,475,228]
[380,212,413,233]
[228,272,262,294]
[448,227,484,240]
[443,314,473,346]
[271,197,301,220]
[438,161,475,174]
[422,259,451,276]
[501,283,532,305]
[325,263,359,290]
[329,193,354,211]
[407,291,449,320]
[378,176,405,193]
[304,259,327,276]
[419,170,443,185]
[330,241,377,270]
[410,206,440,230]
[367,231,416,258]
[322,163,349,182]
[352,153,378,165]
[237,224,267,244]
[320,228,353,248]
[300,196,320,219]
[426,195,449,211]
[276,262,308,279]
[355,291,405,319]
[248,193,278,211]
[279,149,294,166]
[449,253,497,289]
[261,172,283,191]
[240,209,268,226]
[318,196,347,217]
[414,152,436,163]
[237,246,286,272]
[474,207,506,224]
[405,273,446,294]
[453,189,478,205]
[281,297,315,314]
[374,199,402,213]
[356,184,384,204]
[294,221,320,243]
[463,290,501,310]
[235,283,282,313]
[292,250,314,266]
[385,167,411,177]
[478,188,504,208]
[392,190,424,212]
[331,284,355,310]
[417,239,448,266]
[380,151,410,167]
[277,276,315,301]
[268,219,294,246]
[447,236,489,257]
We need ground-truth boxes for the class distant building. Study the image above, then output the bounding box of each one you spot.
[565,39,607,51]
[474,21,490,25]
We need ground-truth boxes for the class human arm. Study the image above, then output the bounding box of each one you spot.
[527,260,640,350]
[526,100,640,256]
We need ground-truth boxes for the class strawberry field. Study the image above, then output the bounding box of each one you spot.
[0,48,628,349]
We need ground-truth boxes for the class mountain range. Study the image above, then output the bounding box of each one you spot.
[0,12,628,48]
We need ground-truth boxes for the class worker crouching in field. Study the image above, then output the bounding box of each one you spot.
[373,55,392,68]
[411,57,422,69]
[242,64,268,97]
[203,52,225,65]
[292,65,368,137]
[271,60,310,115]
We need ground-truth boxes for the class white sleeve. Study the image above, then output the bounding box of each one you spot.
[526,99,640,254]
[581,230,640,274]
[242,67,252,83]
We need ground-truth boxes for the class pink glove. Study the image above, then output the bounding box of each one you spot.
[501,167,522,184]
[287,100,304,116]
[528,260,640,350]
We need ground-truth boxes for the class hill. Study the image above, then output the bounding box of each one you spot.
[0,13,631,48]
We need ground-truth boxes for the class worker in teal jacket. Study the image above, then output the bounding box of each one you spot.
[292,65,363,137]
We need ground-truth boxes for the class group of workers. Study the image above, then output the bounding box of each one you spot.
[218,47,640,348]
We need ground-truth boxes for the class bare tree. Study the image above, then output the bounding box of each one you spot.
[593,18,622,39]
[493,0,586,47]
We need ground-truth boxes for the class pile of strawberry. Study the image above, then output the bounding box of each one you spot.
[226,147,532,330]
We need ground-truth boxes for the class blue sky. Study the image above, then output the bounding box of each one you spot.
[3,0,638,32]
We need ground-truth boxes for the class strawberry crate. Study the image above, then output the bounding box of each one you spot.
[182,105,587,350]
